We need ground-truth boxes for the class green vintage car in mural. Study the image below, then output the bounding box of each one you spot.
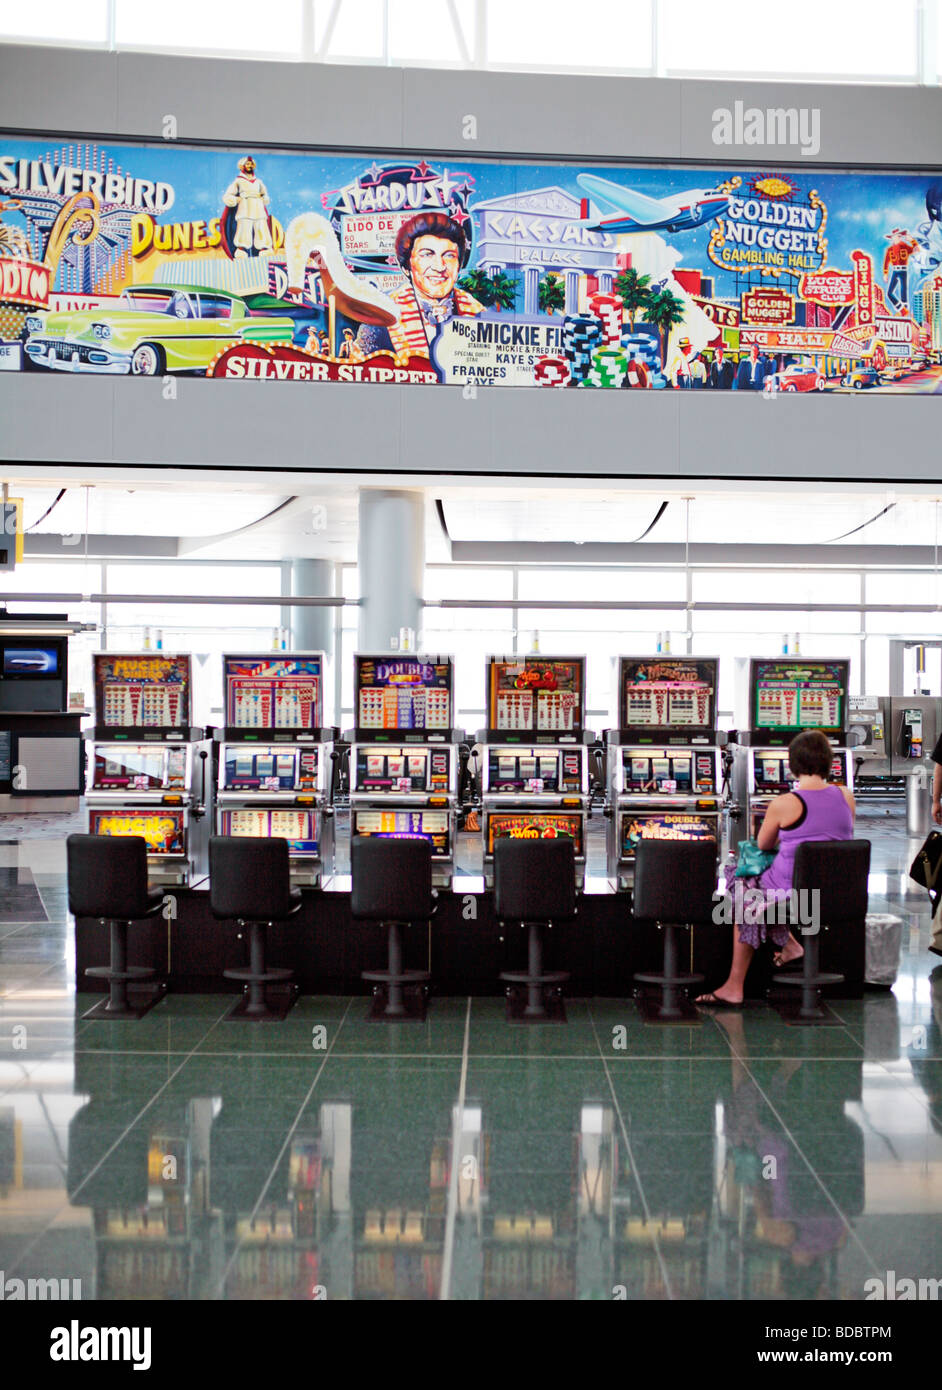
[24,284,296,375]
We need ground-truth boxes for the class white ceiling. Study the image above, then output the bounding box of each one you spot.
[4,474,942,562]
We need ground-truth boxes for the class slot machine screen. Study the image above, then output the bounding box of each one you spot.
[93,654,191,738]
[220,808,319,854]
[753,755,794,792]
[486,656,585,737]
[621,751,696,793]
[486,811,584,856]
[224,654,324,736]
[619,658,717,736]
[89,808,186,856]
[619,810,717,860]
[222,745,304,791]
[355,655,452,736]
[486,748,583,793]
[92,745,184,791]
[353,809,450,856]
[751,659,848,742]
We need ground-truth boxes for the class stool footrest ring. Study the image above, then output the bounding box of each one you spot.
[223,966,294,984]
[362,969,430,985]
[634,971,704,987]
[499,970,570,986]
[86,965,155,981]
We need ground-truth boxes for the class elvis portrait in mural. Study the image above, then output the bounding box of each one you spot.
[1,137,941,393]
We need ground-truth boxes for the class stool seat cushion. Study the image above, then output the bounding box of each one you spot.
[632,839,717,925]
[351,836,434,922]
[67,834,158,921]
[493,837,577,922]
[209,837,299,921]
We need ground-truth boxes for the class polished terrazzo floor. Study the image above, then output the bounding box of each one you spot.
[0,805,939,1301]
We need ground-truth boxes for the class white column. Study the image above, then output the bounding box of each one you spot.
[290,558,336,657]
[564,269,581,313]
[357,490,425,651]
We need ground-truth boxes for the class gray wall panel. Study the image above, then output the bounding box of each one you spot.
[401,68,681,159]
[0,45,118,135]
[114,52,405,149]
[679,79,942,167]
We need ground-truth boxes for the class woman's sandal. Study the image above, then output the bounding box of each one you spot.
[695,992,744,1010]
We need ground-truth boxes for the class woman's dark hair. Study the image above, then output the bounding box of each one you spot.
[788,729,833,779]
[395,212,468,272]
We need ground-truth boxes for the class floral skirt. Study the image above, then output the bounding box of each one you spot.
[721,862,792,950]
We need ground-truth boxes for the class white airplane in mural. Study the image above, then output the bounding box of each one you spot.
[576,173,729,235]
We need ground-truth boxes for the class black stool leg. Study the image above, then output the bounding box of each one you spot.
[386,923,406,1019]
[499,921,570,1023]
[83,918,165,1021]
[223,919,297,1022]
[771,927,844,1026]
[362,920,431,1021]
[635,922,704,1024]
[525,922,545,1019]
[108,920,129,1015]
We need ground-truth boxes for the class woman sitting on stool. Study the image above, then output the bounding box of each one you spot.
[697,729,855,1008]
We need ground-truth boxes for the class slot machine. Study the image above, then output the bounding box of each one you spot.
[605,656,724,889]
[348,654,463,888]
[0,617,85,813]
[480,655,591,887]
[214,653,337,886]
[730,657,853,848]
[85,653,208,886]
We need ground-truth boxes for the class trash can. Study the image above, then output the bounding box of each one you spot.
[906,768,930,840]
[865,913,903,988]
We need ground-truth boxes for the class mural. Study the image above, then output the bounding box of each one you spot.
[2,137,942,392]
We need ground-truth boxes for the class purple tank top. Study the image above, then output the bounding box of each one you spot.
[761,785,854,893]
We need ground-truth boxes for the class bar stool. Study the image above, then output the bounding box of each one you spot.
[771,839,870,1025]
[67,834,166,1021]
[351,836,437,1021]
[209,836,302,1021]
[632,839,715,1023]
[495,837,576,1023]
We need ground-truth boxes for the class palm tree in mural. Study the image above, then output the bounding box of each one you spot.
[458,267,495,306]
[538,273,565,315]
[489,269,517,312]
[614,267,652,331]
[645,288,687,368]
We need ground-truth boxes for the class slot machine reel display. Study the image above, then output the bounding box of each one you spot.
[86,654,207,886]
[480,656,591,885]
[730,658,853,844]
[215,654,337,886]
[348,655,463,886]
[605,657,724,887]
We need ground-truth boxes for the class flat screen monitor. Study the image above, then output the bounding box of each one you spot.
[751,658,849,744]
[224,653,324,737]
[352,809,450,856]
[618,657,718,739]
[354,654,453,738]
[93,653,191,739]
[486,656,585,739]
[2,645,60,676]
[486,810,584,857]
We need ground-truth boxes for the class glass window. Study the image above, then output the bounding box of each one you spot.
[486,0,653,70]
[0,0,110,44]
[0,559,102,597]
[115,0,304,54]
[864,572,942,606]
[323,0,384,60]
[866,610,942,637]
[105,563,282,597]
[425,567,513,600]
[661,0,917,78]
[388,0,466,63]
[516,568,686,602]
[423,613,515,724]
[693,570,862,605]
[863,636,889,695]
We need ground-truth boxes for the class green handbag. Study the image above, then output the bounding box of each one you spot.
[735,837,778,878]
